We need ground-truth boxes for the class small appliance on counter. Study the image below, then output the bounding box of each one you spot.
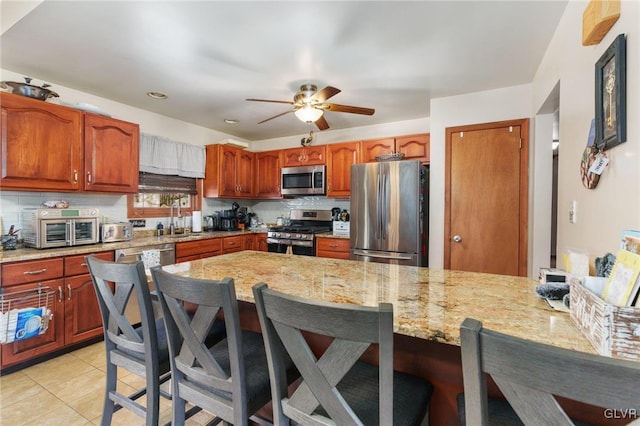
[21,207,100,249]
[101,222,133,243]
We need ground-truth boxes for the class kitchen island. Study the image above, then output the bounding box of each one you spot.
[161,251,619,425]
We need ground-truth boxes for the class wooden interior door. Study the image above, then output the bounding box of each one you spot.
[445,119,528,276]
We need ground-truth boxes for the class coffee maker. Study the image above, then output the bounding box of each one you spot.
[217,209,238,231]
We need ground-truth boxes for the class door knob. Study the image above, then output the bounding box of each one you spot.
[452,235,462,243]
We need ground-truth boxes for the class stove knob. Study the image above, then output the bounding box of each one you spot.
[284,233,291,239]
[295,233,302,239]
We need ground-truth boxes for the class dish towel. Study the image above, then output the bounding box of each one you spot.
[141,249,161,274]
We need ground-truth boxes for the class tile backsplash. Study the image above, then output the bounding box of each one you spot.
[0,192,349,234]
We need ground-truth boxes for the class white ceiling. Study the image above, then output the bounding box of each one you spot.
[0,1,567,141]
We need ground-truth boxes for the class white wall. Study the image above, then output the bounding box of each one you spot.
[533,0,640,270]
[428,84,535,269]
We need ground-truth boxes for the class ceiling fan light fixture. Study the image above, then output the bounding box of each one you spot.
[295,105,323,123]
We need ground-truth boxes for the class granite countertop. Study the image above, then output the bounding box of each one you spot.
[0,230,265,264]
[315,232,350,239]
[162,251,595,353]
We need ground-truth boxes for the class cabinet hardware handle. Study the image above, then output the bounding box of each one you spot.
[23,268,47,275]
[73,170,78,183]
[58,286,63,302]
[80,263,87,267]
[452,235,462,243]
[67,284,72,300]
[87,171,92,184]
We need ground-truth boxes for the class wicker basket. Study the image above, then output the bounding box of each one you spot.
[570,279,640,360]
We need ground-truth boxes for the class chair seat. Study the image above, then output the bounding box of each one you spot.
[456,393,595,426]
[194,330,298,414]
[315,360,433,426]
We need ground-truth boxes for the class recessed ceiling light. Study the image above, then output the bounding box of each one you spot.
[147,91,168,100]
[224,119,239,124]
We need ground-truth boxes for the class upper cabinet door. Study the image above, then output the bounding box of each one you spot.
[282,146,326,167]
[326,142,360,198]
[236,149,255,197]
[254,150,282,198]
[361,138,395,163]
[84,113,140,193]
[0,93,83,191]
[396,133,429,163]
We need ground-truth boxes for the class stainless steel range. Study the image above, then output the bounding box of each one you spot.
[267,209,332,256]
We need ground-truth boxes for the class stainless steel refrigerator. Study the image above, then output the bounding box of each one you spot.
[350,160,428,266]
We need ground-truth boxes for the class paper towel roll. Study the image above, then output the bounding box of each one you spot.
[192,211,202,233]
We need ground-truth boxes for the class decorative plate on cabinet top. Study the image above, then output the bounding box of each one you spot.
[375,152,405,162]
[43,200,69,208]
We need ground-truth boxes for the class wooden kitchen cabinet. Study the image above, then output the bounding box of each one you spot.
[361,133,430,163]
[204,144,255,198]
[316,237,350,259]
[222,235,245,254]
[176,237,223,262]
[83,113,139,193]
[0,280,66,367]
[282,145,326,167]
[0,92,83,191]
[326,142,360,198]
[63,251,113,345]
[396,133,430,163]
[0,92,140,194]
[254,233,268,251]
[254,150,282,198]
[0,250,112,369]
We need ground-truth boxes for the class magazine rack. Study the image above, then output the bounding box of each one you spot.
[0,286,55,344]
[570,278,640,360]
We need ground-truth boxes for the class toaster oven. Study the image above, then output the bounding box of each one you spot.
[21,208,100,249]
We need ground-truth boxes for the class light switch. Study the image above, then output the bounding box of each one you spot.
[569,201,577,224]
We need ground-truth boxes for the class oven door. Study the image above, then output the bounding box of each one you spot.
[72,218,99,246]
[38,219,71,248]
[267,238,315,256]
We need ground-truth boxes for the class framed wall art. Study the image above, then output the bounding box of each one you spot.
[595,33,626,151]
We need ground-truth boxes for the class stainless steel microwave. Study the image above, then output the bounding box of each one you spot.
[281,165,326,196]
[21,208,100,249]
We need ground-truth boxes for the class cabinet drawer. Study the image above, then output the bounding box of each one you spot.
[316,238,350,253]
[2,258,64,287]
[65,251,114,277]
[223,236,244,253]
[176,238,222,259]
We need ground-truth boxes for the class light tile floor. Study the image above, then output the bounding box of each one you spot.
[0,342,216,425]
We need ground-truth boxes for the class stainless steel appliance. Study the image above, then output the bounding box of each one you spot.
[100,222,133,243]
[281,165,326,196]
[267,209,332,256]
[350,160,429,266]
[21,208,100,249]
[115,243,176,324]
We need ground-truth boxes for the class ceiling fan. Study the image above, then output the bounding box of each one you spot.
[246,84,375,131]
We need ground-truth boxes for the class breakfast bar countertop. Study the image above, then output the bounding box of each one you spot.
[162,250,594,353]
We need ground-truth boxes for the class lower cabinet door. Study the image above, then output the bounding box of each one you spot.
[64,274,104,345]
[1,279,66,368]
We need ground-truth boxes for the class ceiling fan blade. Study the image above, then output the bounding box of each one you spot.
[323,103,375,115]
[246,98,294,105]
[312,86,341,103]
[257,110,294,124]
[315,115,330,130]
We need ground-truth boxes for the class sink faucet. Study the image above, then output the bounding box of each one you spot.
[169,201,182,235]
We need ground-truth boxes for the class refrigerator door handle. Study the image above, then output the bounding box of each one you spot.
[352,249,414,260]
[382,172,389,240]
[376,173,382,240]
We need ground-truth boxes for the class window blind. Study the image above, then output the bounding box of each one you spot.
[138,172,197,194]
